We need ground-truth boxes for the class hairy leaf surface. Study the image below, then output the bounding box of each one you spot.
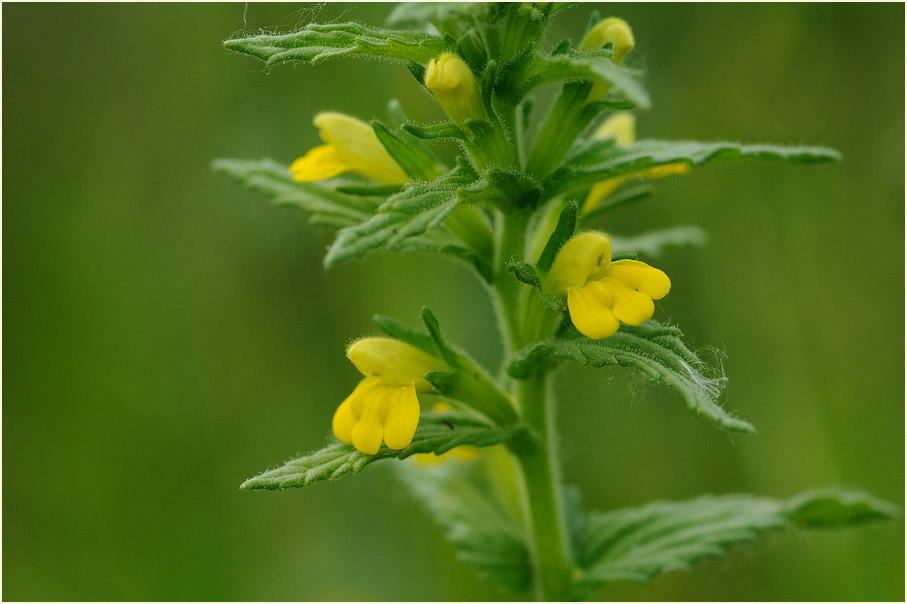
[509,321,753,433]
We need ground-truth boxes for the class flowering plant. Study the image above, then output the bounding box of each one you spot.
[215,4,894,600]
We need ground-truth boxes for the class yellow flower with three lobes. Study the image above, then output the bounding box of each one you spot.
[582,112,692,214]
[544,232,670,340]
[424,52,484,124]
[332,338,446,455]
[289,112,408,184]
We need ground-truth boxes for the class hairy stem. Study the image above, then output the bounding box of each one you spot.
[491,210,573,601]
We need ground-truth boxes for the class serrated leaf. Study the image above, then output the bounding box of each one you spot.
[508,321,754,433]
[610,226,708,257]
[223,22,451,66]
[547,139,842,199]
[241,412,524,490]
[396,460,531,592]
[324,162,478,267]
[572,490,896,599]
[212,158,377,227]
[515,51,650,108]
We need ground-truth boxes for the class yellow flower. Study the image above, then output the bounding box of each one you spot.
[580,17,635,101]
[544,232,670,340]
[582,112,691,214]
[332,338,445,455]
[289,112,408,184]
[412,402,480,465]
[424,52,484,124]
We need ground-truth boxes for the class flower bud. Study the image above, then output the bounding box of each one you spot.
[580,17,635,64]
[424,53,484,123]
[347,337,444,391]
[544,231,612,296]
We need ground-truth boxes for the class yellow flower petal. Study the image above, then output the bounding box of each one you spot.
[347,337,445,389]
[424,53,484,123]
[545,231,613,296]
[599,275,655,326]
[289,144,350,182]
[351,386,391,455]
[382,384,420,450]
[332,378,381,443]
[580,17,635,64]
[639,162,691,179]
[314,112,408,184]
[608,260,671,299]
[567,281,620,339]
[592,112,636,145]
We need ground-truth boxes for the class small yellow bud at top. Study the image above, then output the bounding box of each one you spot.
[289,112,408,184]
[332,338,447,455]
[424,52,484,123]
[545,231,670,340]
[580,17,635,64]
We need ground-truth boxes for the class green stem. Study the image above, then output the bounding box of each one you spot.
[525,82,595,178]
[491,210,574,601]
[516,375,573,601]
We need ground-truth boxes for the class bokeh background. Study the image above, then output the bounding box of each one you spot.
[3,3,904,601]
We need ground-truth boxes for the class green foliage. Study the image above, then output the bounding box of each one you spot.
[370,120,445,181]
[515,50,650,108]
[572,490,897,599]
[241,411,525,490]
[223,22,451,66]
[211,158,378,228]
[609,225,708,257]
[396,458,532,592]
[536,200,578,272]
[547,140,842,199]
[323,161,478,268]
[509,321,754,433]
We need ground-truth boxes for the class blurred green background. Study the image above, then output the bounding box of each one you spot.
[3,3,903,601]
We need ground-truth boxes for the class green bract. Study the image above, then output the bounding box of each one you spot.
[217,3,893,601]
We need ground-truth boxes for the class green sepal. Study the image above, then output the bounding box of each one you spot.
[571,490,897,599]
[395,459,531,593]
[372,314,439,357]
[211,158,376,228]
[508,321,755,434]
[240,412,526,490]
[371,120,445,182]
[403,121,468,142]
[610,226,708,258]
[547,139,842,200]
[459,168,543,210]
[324,160,478,268]
[536,200,578,272]
[421,308,519,427]
[223,22,451,66]
[507,260,541,289]
[405,60,427,86]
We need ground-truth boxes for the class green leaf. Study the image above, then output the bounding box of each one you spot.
[403,121,467,142]
[371,120,445,181]
[324,161,478,268]
[458,168,543,209]
[421,308,519,427]
[223,22,451,66]
[372,314,439,357]
[212,158,377,227]
[507,260,542,289]
[536,200,578,272]
[240,412,524,490]
[610,226,708,257]
[572,490,897,599]
[582,183,654,218]
[508,321,754,433]
[395,460,531,592]
[516,51,650,108]
[547,139,842,199]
